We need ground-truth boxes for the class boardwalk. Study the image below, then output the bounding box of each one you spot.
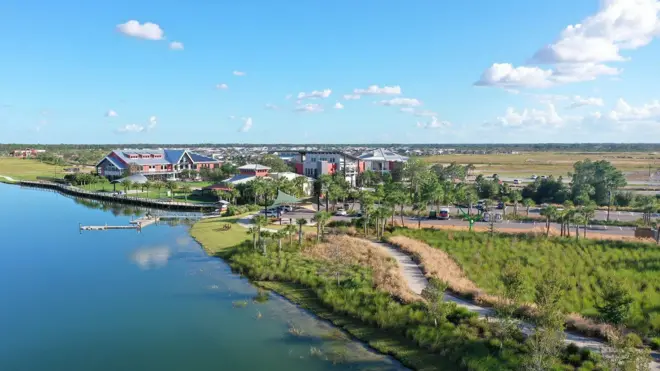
[80,216,159,232]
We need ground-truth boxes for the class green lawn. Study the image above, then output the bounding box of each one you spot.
[0,157,67,180]
[391,228,660,336]
[190,216,250,253]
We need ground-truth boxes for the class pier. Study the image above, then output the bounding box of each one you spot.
[79,216,159,233]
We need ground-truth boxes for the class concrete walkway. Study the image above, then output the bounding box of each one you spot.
[367,240,659,370]
[0,175,17,182]
[236,214,277,233]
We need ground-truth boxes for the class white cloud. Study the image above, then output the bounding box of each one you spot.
[285,94,292,100]
[116,20,164,40]
[294,103,324,113]
[606,98,660,122]
[216,83,228,89]
[297,89,332,100]
[476,0,658,88]
[264,103,278,110]
[238,117,253,132]
[567,95,605,109]
[116,124,145,133]
[353,85,402,95]
[531,0,660,64]
[492,103,565,127]
[105,110,118,117]
[233,70,246,76]
[379,97,422,107]
[401,108,437,117]
[334,102,344,110]
[475,62,620,88]
[343,94,361,100]
[228,115,236,120]
[416,116,451,129]
[169,41,184,50]
[148,116,157,130]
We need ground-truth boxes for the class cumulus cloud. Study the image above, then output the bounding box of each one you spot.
[334,102,344,109]
[238,117,253,132]
[264,103,278,110]
[148,116,157,130]
[476,0,659,88]
[233,70,246,76]
[216,83,229,89]
[285,94,293,100]
[116,20,165,40]
[379,97,422,107]
[606,98,660,122]
[416,116,451,129]
[105,110,118,117]
[169,41,184,50]
[297,89,332,100]
[567,95,605,109]
[354,85,402,95]
[343,94,361,100]
[116,124,145,133]
[401,108,437,117]
[491,103,565,128]
[294,103,324,113]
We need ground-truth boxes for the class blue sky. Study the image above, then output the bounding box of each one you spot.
[1,0,659,144]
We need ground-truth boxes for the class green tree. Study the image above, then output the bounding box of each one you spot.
[152,181,164,198]
[498,262,527,336]
[296,218,307,246]
[570,159,627,206]
[313,211,332,243]
[283,224,297,245]
[120,179,132,195]
[421,278,449,327]
[143,180,152,198]
[523,198,535,216]
[258,154,291,172]
[596,277,633,326]
[510,190,522,216]
[253,215,269,255]
[179,184,192,202]
[603,330,652,371]
[166,181,178,201]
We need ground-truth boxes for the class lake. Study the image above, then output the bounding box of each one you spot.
[0,183,406,371]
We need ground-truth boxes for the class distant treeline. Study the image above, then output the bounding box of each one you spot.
[3,143,660,153]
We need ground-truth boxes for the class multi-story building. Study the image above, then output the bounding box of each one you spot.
[95,149,220,180]
[222,164,271,185]
[358,148,408,174]
[277,150,365,186]
[10,149,46,158]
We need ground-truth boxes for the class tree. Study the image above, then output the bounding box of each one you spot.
[120,180,133,195]
[144,180,152,198]
[526,269,567,371]
[313,211,332,243]
[510,190,522,216]
[246,226,258,250]
[523,198,535,216]
[253,215,269,255]
[258,154,291,172]
[414,202,427,229]
[153,181,164,198]
[421,278,449,327]
[179,185,192,202]
[603,330,651,371]
[498,262,527,337]
[570,159,627,206]
[166,181,178,201]
[296,218,307,246]
[596,277,633,326]
[283,224,297,245]
[292,176,308,198]
[581,202,597,238]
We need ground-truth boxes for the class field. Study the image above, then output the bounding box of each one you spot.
[190,216,252,253]
[390,228,660,336]
[422,152,660,181]
[0,157,69,180]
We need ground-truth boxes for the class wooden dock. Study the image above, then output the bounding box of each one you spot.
[79,217,160,233]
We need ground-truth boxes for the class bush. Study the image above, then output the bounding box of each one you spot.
[650,337,660,350]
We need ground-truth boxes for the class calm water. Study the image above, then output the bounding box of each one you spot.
[0,183,406,371]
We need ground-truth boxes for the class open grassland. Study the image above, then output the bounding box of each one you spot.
[0,157,68,180]
[423,152,660,179]
[390,228,660,336]
[190,216,250,253]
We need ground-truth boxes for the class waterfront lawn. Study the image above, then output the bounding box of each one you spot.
[190,216,250,253]
[0,158,66,180]
[390,228,660,336]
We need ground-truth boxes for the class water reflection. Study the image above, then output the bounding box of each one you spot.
[130,246,171,270]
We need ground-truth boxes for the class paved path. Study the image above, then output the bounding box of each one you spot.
[236,214,277,233]
[0,175,17,182]
[367,240,659,370]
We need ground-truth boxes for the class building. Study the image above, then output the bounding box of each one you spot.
[95,149,221,180]
[275,150,365,186]
[269,172,315,195]
[358,148,408,174]
[222,164,271,185]
[10,149,46,158]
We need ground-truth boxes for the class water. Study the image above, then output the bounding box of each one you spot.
[0,183,406,371]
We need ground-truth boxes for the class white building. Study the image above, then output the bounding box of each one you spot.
[358,148,408,174]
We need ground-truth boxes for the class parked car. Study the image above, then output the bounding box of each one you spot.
[497,201,505,209]
[335,208,347,216]
[531,174,538,180]
[439,208,450,220]
[261,208,279,217]
[513,179,520,185]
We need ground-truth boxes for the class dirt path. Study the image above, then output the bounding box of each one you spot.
[367,239,660,370]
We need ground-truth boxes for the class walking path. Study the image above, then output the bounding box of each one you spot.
[367,239,659,370]
[236,214,278,233]
[0,175,17,182]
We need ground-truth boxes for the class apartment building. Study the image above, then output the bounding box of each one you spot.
[95,149,220,180]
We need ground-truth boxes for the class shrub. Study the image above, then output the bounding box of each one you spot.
[650,337,660,350]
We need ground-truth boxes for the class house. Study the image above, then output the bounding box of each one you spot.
[11,149,46,158]
[222,164,271,185]
[276,150,364,186]
[358,148,408,174]
[95,149,221,180]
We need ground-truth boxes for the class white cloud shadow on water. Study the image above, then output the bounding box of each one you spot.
[130,246,171,270]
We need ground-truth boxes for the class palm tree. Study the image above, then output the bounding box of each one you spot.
[292,176,308,198]
[510,190,522,216]
[500,196,510,217]
[464,189,478,216]
[414,202,427,229]
[253,215,269,255]
[246,227,258,250]
[144,181,152,198]
[180,185,192,202]
[540,205,557,237]
[581,202,596,238]
[153,181,164,198]
[313,211,332,244]
[522,198,535,216]
[283,224,297,245]
[120,180,132,195]
[166,182,178,201]
[296,218,307,246]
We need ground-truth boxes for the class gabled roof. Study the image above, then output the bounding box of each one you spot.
[239,164,270,171]
[359,148,408,162]
[112,174,149,184]
[164,149,186,164]
[188,152,217,163]
[223,174,258,184]
[270,190,301,207]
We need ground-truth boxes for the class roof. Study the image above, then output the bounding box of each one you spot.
[270,190,301,207]
[203,183,233,191]
[238,164,271,171]
[188,152,217,163]
[223,174,258,184]
[112,174,149,184]
[359,148,408,162]
[99,149,220,167]
[299,150,360,161]
[270,172,314,181]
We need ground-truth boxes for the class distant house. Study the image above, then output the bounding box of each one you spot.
[273,150,364,186]
[222,164,271,185]
[95,149,221,180]
[10,149,46,158]
[358,148,408,174]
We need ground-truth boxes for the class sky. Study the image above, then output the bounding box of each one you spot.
[1,0,660,144]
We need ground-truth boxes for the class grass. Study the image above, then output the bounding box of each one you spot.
[189,216,251,253]
[390,228,660,336]
[422,151,660,180]
[0,157,68,180]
